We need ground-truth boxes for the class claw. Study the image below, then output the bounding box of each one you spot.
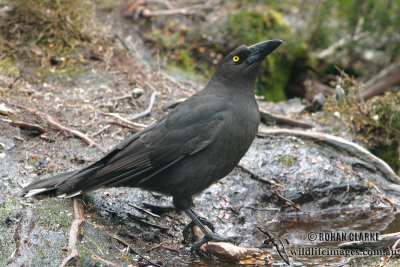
[183,208,235,251]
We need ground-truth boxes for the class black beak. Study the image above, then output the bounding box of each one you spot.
[247,40,283,64]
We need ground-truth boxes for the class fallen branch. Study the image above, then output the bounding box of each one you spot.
[259,108,314,129]
[13,104,105,153]
[199,242,272,265]
[191,224,272,265]
[2,119,48,133]
[339,232,400,251]
[129,90,157,121]
[360,59,400,100]
[257,128,400,184]
[58,198,85,267]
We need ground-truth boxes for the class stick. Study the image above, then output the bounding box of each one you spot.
[259,108,314,129]
[272,189,300,210]
[140,7,196,16]
[339,232,400,251]
[101,113,147,129]
[91,124,111,137]
[82,247,121,267]
[3,119,48,133]
[237,163,282,187]
[114,33,130,53]
[58,199,85,267]
[129,203,161,218]
[13,104,105,153]
[129,91,157,121]
[110,233,162,266]
[84,221,162,266]
[257,128,400,184]
[339,156,396,208]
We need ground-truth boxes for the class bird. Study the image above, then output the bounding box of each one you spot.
[21,40,283,250]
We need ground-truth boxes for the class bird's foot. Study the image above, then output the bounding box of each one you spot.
[183,208,235,253]
[182,216,215,242]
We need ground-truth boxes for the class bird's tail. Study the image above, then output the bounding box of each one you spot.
[20,171,76,198]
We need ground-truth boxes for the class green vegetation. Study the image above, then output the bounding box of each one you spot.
[0,0,113,75]
[33,198,72,229]
[277,155,297,166]
[324,72,400,173]
[226,9,295,101]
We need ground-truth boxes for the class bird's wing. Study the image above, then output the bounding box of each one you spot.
[56,95,228,195]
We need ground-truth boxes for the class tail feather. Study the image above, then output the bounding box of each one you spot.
[20,171,76,198]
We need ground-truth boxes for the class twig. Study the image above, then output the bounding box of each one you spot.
[272,189,300,210]
[58,198,85,267]
[163,98,186,110]
[13,104,105,153]
[139,6,196,16]
[110,232,162,266]
[82,247,121,267]
[111,94,133,101]
[148,242,164,252]
[339,156,396,208]
[114,33,130,53]
[237,163,282,187]
[3,119,48,133]
[158,72,196,95]
[101,113,147,129]
[84,220,162,266]
[91,124,111,137]
[129,90,157,121]
[259,108,314,129]
[257,128,400,184]
[392,238,400,251]
[129,203,161,218]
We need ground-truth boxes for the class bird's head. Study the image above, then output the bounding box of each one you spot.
[212,40,283,87]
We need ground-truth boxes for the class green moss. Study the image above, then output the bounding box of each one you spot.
[33,198,72,229]
[78,246,102,266]
[175,49,193,71]
[277,155,297,166]
[225,9,311,102]
[371,142,400,175]
[0,58,18,75]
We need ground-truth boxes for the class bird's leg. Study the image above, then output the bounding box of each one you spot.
[182,214,215,242]
[184,208,234,252]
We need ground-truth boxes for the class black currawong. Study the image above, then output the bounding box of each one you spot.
[21,40,282,250]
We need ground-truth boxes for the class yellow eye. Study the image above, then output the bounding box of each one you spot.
[233,55,240,62]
